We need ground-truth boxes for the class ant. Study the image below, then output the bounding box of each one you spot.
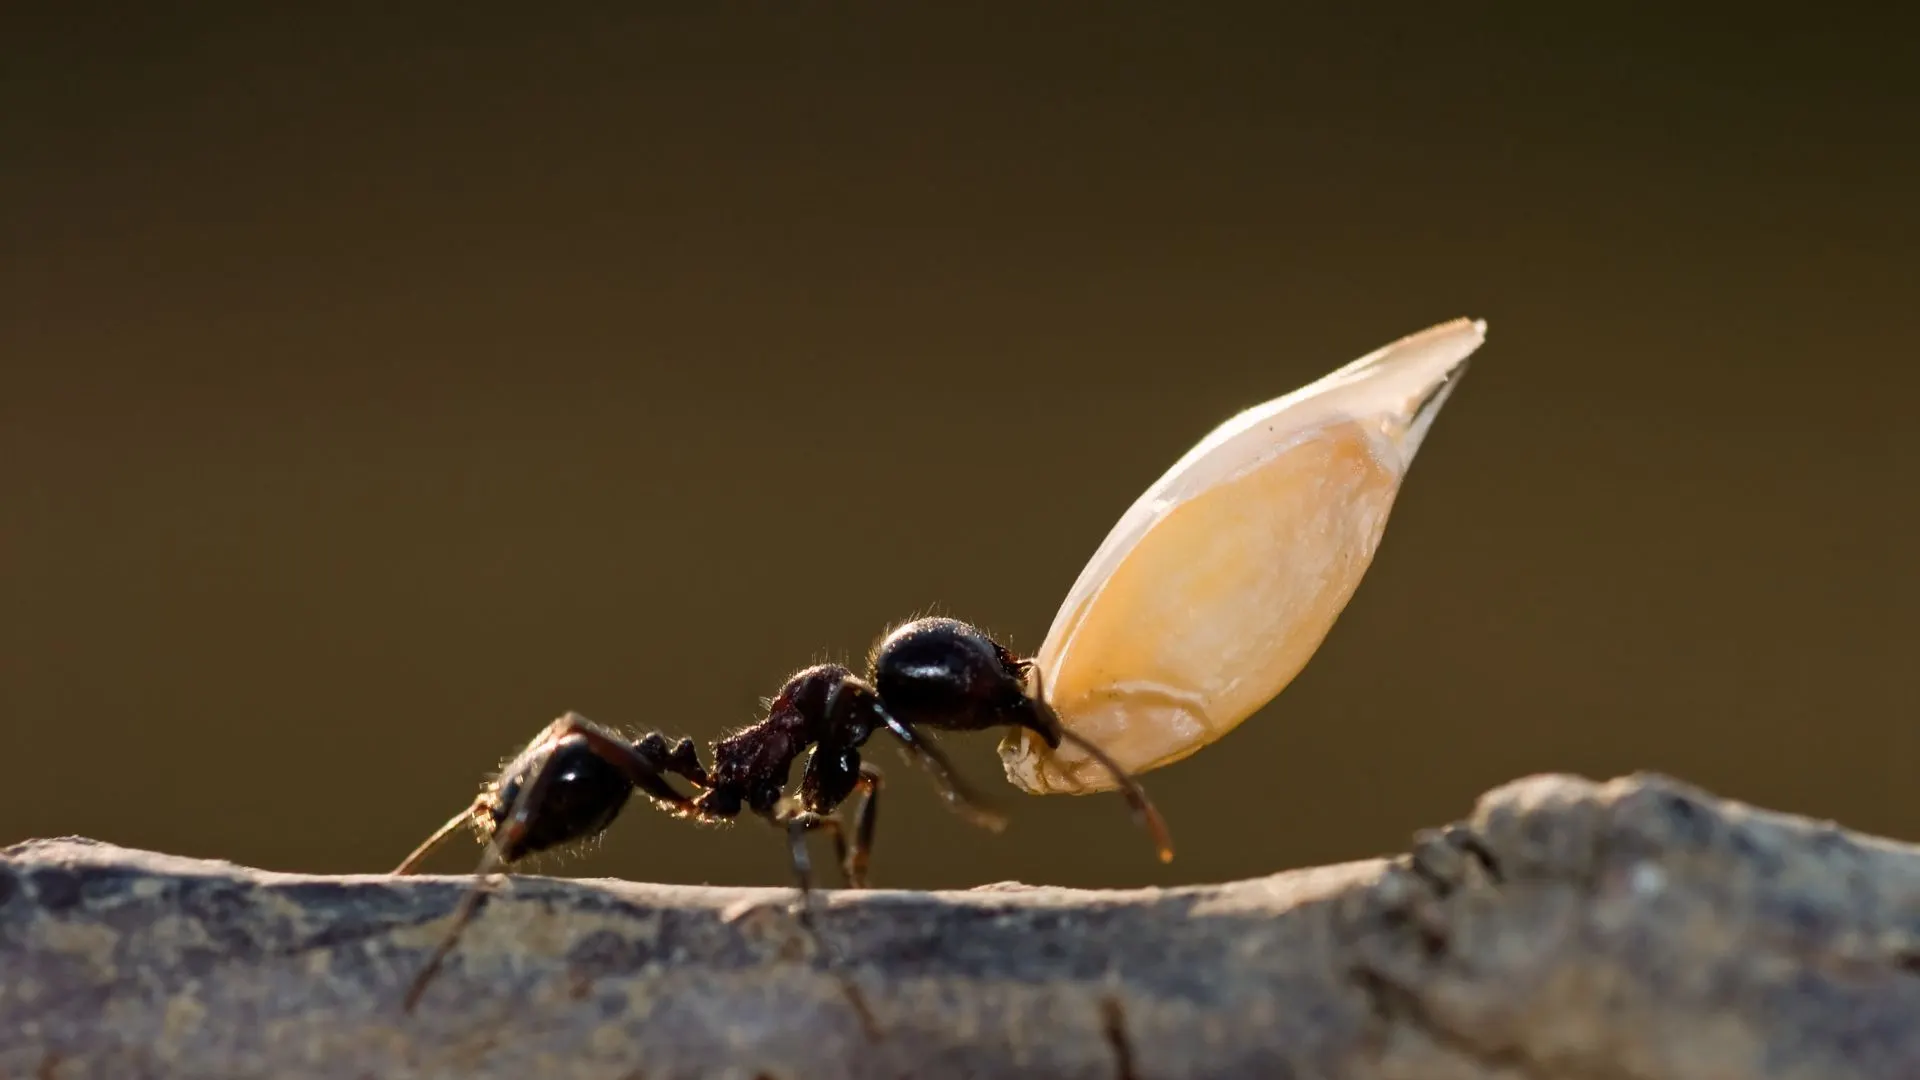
[392,616,1174,1011]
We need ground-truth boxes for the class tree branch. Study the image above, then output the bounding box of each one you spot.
[5,772,1919,1079]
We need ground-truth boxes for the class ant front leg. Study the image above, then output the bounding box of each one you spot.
[394,718,708,878]
[875,714,1007,834]
[796,741,889,887]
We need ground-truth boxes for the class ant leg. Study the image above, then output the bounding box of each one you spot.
[1023,670,1176,864]
[762,807,845,944]
[404,724,586,1013]
[842,764,882,889]
[395,720,707,880]
[393,799,483,875]
[781,811,843,893]
[766,806,884,1039]
[875,713,1008,833]
[772,765,884,891]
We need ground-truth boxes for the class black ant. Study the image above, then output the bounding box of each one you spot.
[392,616,1173,1011]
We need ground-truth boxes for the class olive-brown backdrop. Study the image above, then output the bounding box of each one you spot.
[5,9,1914,891]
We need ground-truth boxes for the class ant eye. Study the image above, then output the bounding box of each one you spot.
[1000,318,1487,795]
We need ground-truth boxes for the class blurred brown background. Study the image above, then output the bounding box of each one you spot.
[3,9,1914,891]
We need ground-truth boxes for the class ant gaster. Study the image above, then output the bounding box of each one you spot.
[392,616,1173,1011]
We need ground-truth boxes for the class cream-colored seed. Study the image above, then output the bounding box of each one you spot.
[998,318,1488,795]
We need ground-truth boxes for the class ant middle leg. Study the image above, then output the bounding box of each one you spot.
[842,763,881,888]
[779,811,841,897]
[765,761,882,932]
[763,807,842,940]
[763,791,888,1041]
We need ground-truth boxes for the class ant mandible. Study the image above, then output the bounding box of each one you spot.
[393,615,1173,1011]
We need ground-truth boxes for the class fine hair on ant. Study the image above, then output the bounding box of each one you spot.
[393,615,1173,1012]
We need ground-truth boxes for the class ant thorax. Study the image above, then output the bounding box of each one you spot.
[701,663,882,818]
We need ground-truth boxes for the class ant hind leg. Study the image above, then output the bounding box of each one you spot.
[393,800,483,875]
[400,712,709,1012]
[403,725,588,1012]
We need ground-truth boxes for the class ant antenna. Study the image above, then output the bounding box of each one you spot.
[1028,667,1175,864]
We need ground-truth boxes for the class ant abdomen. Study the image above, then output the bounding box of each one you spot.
[488,741,633,861]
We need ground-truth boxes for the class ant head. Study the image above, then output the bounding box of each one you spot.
[870,617,1031,730]
[484,739,634,862]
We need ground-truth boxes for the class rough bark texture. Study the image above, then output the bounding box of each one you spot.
[5,771,1919,1079]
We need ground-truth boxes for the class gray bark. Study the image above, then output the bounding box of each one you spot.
[4,772,1918,1079]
